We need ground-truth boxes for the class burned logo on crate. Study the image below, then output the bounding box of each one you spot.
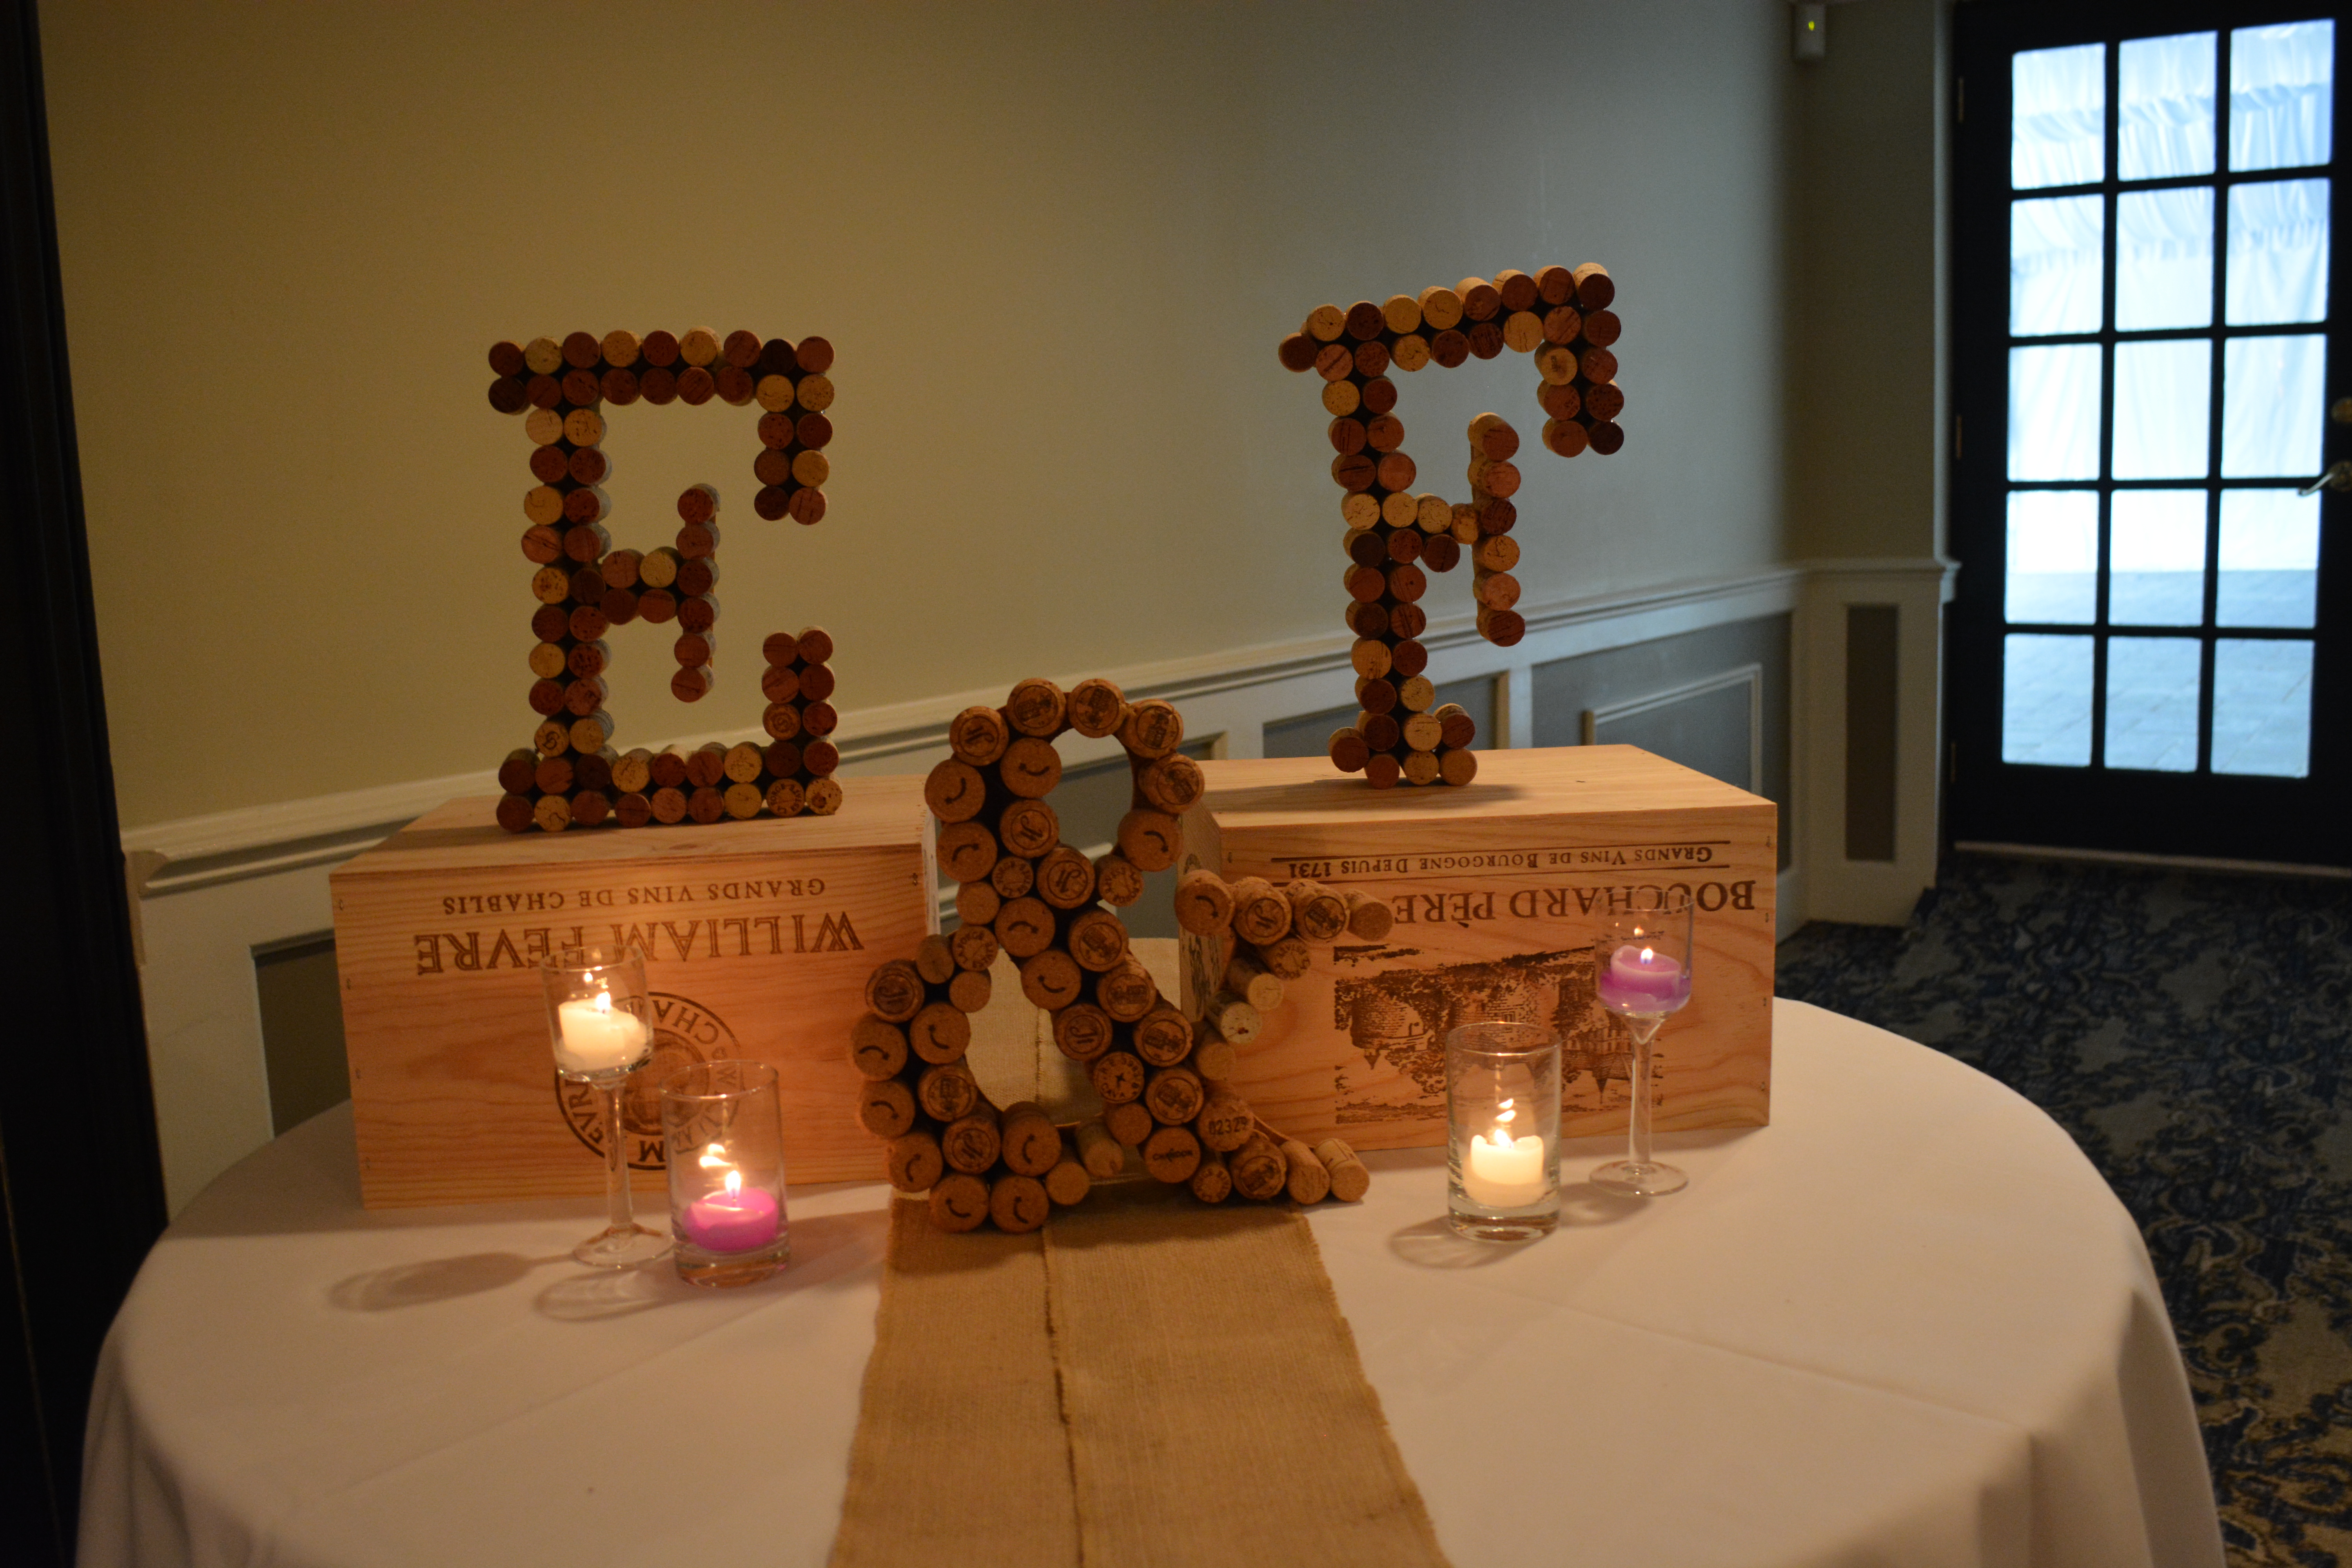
[1275,266,1625,789]
[557,991,742,1170]
[1329,945,1637,1126]
[486,328,844,833]
[847,678,1379,1233]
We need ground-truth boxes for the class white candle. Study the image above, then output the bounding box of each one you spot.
[1461,1099,1547,1209]
[554,992,650,1075]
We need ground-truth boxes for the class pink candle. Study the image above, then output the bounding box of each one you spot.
[677,1179,782,1253]
[1595,942,1690,1014]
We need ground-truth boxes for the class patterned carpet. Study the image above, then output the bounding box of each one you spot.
[1775,854,2352,1566]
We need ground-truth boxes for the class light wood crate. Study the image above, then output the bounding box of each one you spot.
[330,781,935,1207]
[1178,747,1775,1149]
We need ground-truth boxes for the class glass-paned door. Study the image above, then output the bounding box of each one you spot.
[1952,2,2347,866]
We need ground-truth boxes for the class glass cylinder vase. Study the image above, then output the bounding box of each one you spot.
[1444,1021,1561,1242]
[660,1060,790,1288]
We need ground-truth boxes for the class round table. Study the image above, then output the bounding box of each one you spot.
[79,999,2223,1567]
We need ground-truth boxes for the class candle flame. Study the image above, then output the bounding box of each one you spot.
[699,1142,731,1169]
[592,989,612,1014]
[1640,946,1655,964]
[723,1167,742,1198]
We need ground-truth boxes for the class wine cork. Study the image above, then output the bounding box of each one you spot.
[998,799,1060,859]
[1092,853,1143,907]
[1283,880,1350,942]
[1053,1002,1114,1063]
[1345,889,1394,940]
[1143,1125,1202,1185]
[1075,1118,1127,1178]
[994,896,1056,960]
[1066,909,1130,974]
[851,1015,909,1080]
[948,705,1010,766]
[1091,1051,1146,1106]
[999,736,1062,799]
[907,1000,971,1065]
[1229,1134,1288,1201]
[864,959,924,1022]
[990,1173,1051,1234]
[1172,869,1235,933]
[1018,949,1084,1012]
[929,1172,989,1232]
[1228,877,1292,946]
[1045,1157,1091,1208]
[942,1106,1002,1175]
[1190,1027,1238,1085]
[915,1061,980,1123]
[936,822,999,884]
[1115,809,1180,872]
[1065,677,1128,738]
[1037,845,1098,909]
[886,1130,943,1194]
[858,1078,916,1139]
[991,855,1036,901]
[1105,1102,1154,1147]
[1095,956,1158,1020]
[955,881,1001,929]
[1315,1138,1372,1202]
[924,759,988,822]
[1204,991,1261,1047]
[1224,950,1285,1012]
[1143,1066,1205,1127]
[1132,1004,1193,1067]
[1256,934,1311,980]
[1136,753,1205,815]
[1000,1102,1063,1177]
[1004,677,1067,737]
[1281,1139,1332,1204]
[947,967,990,1013]
[1117,699,1184,759]
[949,923,1000,974]
[1189,1148,1233,1204]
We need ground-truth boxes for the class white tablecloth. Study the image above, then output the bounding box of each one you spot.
[80,999,2223,1567]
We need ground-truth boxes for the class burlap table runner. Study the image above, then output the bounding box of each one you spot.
[830,1182,1450,1567]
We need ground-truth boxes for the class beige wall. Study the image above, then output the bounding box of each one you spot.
[1786,0,1950,561]
[44,0,1795,831]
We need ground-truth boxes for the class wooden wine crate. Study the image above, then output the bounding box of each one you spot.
[330,780,935,1207]
[1177,746,1775,1150]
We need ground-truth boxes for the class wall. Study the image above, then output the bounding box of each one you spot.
[42,0,1794,833]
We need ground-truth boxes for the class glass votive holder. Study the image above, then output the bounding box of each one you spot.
[660,1060,790,1288]
[1445,1021,1561,1242]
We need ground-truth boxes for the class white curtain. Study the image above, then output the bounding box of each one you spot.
[2014,44,2105,188]
[2227,178,2329,324]
[2116,187,2213,328]
[2119,33,2217,179]
[2011,196,2103,333]
[2112,340,2211,478]
[2221,334,2325,475]
[2009,345,2101,479]
[2231,22,2334,171]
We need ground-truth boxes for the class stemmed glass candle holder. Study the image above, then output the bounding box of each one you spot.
[541,944,669,1268]
[1445,1021,1561,1241]
[1590,891,1695,1197]
[661,1060,790,1288]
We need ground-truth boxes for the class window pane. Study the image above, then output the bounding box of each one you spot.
[2014,44,2107,188]
[2110,489,2208,624]
[2003,632,2095,765]
[2221,334,2326,476]
[2116,187,2213,329]
[2012,196,2106,334]
[2226,178,2330,324]
[2218,489,2321,626]
[2103,637,2203,771]
[2112,340,2211,478]
[2009,344,2103,479]
[2005,490,2099,622]
[2231,21,2335,172]
[2120,33,2218,179]
[2212,637,2314,776]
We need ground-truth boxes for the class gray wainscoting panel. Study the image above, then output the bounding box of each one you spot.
[1531,615,1791,868]
[1844,604,1899,863]
[1261,676,1499,761]
[253,933,350,1134]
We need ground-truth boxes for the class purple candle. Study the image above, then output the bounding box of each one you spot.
[1595,942,1690,1014]
[677,1174,782,1253]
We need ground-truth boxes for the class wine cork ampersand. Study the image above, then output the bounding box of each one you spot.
[1276,265,1627,790]
[848,676,1375,1232]
[487,328,844,832]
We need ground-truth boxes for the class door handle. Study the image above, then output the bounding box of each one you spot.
[2296,460,2352,495]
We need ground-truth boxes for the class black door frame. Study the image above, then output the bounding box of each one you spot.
[1950,0,2352,866]
[0,1,171,1561]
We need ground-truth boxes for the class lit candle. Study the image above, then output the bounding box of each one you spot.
[1461,1099,1547,1209]
[553,991,650,1075]
[677,1166,782,1253]
[1595,943,1690,1014]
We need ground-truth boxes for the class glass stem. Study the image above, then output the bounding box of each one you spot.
[601,1081,634,1234]
[1626,1014,1664,1170]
